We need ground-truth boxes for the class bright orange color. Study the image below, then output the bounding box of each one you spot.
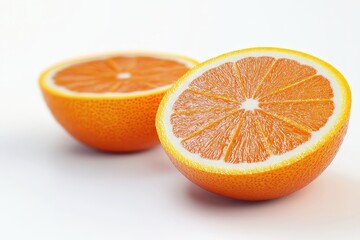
[168,122,348,200]
[171,57,333,162]
[156,47,351,200]
[39,52,197,152]
[54,56,190,93]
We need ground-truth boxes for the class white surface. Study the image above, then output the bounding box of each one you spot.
[0,0,359,239]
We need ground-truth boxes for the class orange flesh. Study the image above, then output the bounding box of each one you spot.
[170,57,335,163]
[53,56,190,93]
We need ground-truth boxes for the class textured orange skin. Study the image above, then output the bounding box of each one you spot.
[157,48,351,200]
[41,90,165,152]
[167,120,349,200]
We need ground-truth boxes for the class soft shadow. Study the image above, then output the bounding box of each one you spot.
[48,135,175,177]
[187,184,275,207]
[64,141,156,158]
[184,171,360,225]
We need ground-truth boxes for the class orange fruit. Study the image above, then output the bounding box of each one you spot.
[39,52,198,152]
[156,47,351,200]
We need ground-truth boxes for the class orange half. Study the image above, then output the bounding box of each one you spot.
[39,52,198,152]
[156,47,351,200]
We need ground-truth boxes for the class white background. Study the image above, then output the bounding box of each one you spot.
[1,0,360,239]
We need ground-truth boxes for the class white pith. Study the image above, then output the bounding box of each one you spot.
[162,50,344,170]
[117,72,132,79]
[44,53,196,97]
[241,98,259,111]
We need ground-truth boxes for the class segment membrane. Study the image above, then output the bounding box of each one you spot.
[189,62,245,102]
[260,75,334,102]
[171,108,238,138]
[181,111,244,160]
[235,56,276,98]
[173,90,239,112]
[224,112,270,163]
[260,101,334,131]
[255,110,311,155]
[253,58,317,98]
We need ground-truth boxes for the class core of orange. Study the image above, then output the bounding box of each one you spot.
[39,52,198,152]
[156,47,351,200]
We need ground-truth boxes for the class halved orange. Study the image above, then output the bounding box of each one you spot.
[39,52,198,152]
[156,47,351,200]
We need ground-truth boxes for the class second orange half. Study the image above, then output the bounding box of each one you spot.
[39,52,198,152]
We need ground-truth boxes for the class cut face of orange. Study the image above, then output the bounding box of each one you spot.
[53,56,191,94]
[39,52,197,152]
[156,47,351,200]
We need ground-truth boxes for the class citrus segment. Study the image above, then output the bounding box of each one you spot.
[260,101,334,131]
[259,75,334,102]
[156,47,351,200]
[223,111,271,163]
[171,107,238,138]
[189,62,245,101]
[39,52,197,152]
[254,110,311,155]
[235,56,276,98]
[181,110,244,160]
[253,58,317,99]
[173,89,239,112]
